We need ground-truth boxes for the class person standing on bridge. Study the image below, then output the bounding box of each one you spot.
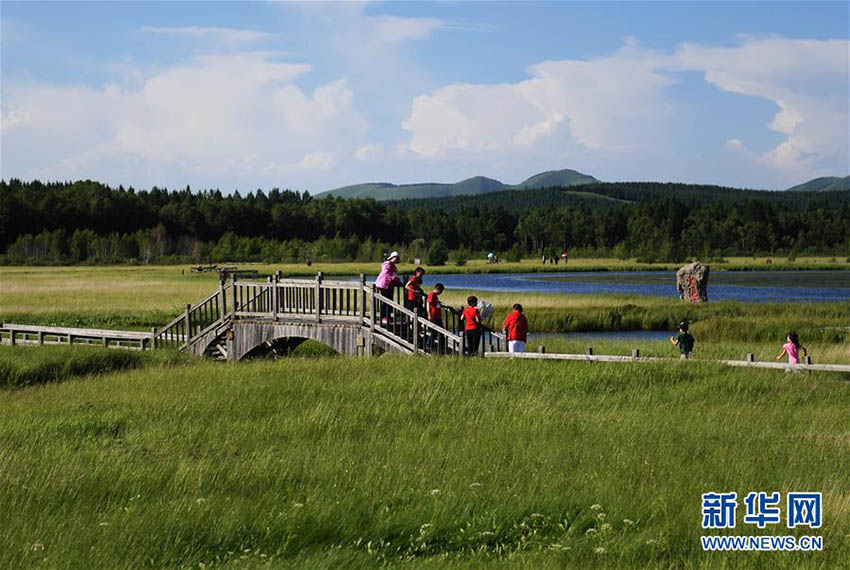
[503,304,528,353]
[404,266,426,316]
[375,251,402,325]
[460,295,482,356]
[425,283,445,354]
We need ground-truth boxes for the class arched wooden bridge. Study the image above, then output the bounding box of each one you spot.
[151,273,504,360]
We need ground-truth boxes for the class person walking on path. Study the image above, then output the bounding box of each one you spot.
[503,304,529,353]
[375,251,402,325]
[425,283,445,354]
[670,321,695,359]
[460,295,482,356]
[776,332,807,366]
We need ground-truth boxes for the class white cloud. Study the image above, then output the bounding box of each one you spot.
[401,37,849,182]
[141,26,273,45]
[1,52,368,187]
[354,144,384,161]
[673,38,849,176]
[402,41,676,157]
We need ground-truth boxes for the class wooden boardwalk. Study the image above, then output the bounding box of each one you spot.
[2,272,849,374]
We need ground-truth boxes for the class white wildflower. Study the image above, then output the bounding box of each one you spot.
[195,498,206,505]
[594,546,606,554]
[600,523,612,532]
[292,502,304,508]
[596,512,606,521]
[430,488,441,496]
[623,519,635,526]
[590,504,603,511]
[469,482,482,489]
[585,528,597,535]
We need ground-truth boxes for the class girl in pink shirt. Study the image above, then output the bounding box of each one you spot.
[776,332,807,364]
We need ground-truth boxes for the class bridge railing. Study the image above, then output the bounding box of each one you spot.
[154,288,224,350]
[371,287,463,355]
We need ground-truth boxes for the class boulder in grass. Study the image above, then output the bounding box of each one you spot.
[676,261,710,303]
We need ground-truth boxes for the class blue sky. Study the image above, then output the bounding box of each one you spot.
[2,1,848,193]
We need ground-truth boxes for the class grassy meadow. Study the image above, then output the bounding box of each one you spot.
[1,349,849,569]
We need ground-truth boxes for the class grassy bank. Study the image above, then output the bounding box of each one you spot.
[435,291,850,344]
[1,353,848,568]
[0,345,187,388]
[523,338,850,365]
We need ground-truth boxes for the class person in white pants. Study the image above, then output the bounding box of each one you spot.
[503,303,528,354]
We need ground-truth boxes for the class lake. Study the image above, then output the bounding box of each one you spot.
[400,270,850,303]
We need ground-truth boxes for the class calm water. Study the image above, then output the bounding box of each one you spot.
[398,270,850,303]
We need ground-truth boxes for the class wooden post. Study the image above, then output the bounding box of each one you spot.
[632,348,640,358]
[538,345,546,354]
[230,274,238,320]
[185,303,192,342]
[370,285,377,331]
[412,314,420,355]
[38,331,44,346]
[68,334,73,346]
[9,330,15,346]
[102,336,108,348]
[804,355,812,365]
[272,273,280,321]
[586,347,594,356]
[359,274,367,325]
[315,272,324,323]
[746,353,755,363]
[219,278,227,319]
[150,327,157,349]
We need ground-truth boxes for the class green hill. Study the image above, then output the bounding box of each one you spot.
[317,176,507,200]
[515,168,598,189]
[787,175,850,192]
[316,169,597,200]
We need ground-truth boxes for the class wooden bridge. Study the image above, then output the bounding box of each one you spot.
[2,272,849,374]
[151,272,507,360]
[0,273,504,361]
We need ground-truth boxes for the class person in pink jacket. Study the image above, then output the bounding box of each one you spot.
[776,332,807,365]
[375,251,402,325]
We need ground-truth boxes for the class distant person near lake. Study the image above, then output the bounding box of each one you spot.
[503,304,528,353]
[670,321,695,359]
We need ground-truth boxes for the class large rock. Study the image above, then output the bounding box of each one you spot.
[676,262,710,303]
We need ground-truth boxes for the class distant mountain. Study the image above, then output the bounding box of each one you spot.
[515,169,598,189]
[316,169,596,200]
[787,175,850,192]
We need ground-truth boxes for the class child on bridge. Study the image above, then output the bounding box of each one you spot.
[460,296,482,356]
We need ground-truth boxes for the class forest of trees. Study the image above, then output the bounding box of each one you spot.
[2,178,849,265]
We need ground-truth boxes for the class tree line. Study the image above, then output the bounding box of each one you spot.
[2,178,849,265]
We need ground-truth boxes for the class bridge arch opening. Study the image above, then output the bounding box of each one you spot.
[242,337,339,360]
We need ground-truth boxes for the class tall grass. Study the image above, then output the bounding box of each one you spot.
[0,346,187,388]
[1,356,849,568]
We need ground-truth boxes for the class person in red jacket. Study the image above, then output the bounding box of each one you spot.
[404,266,426,315]
[503,303,528,353]
[425,283,445,354]
[460,295,482,356]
